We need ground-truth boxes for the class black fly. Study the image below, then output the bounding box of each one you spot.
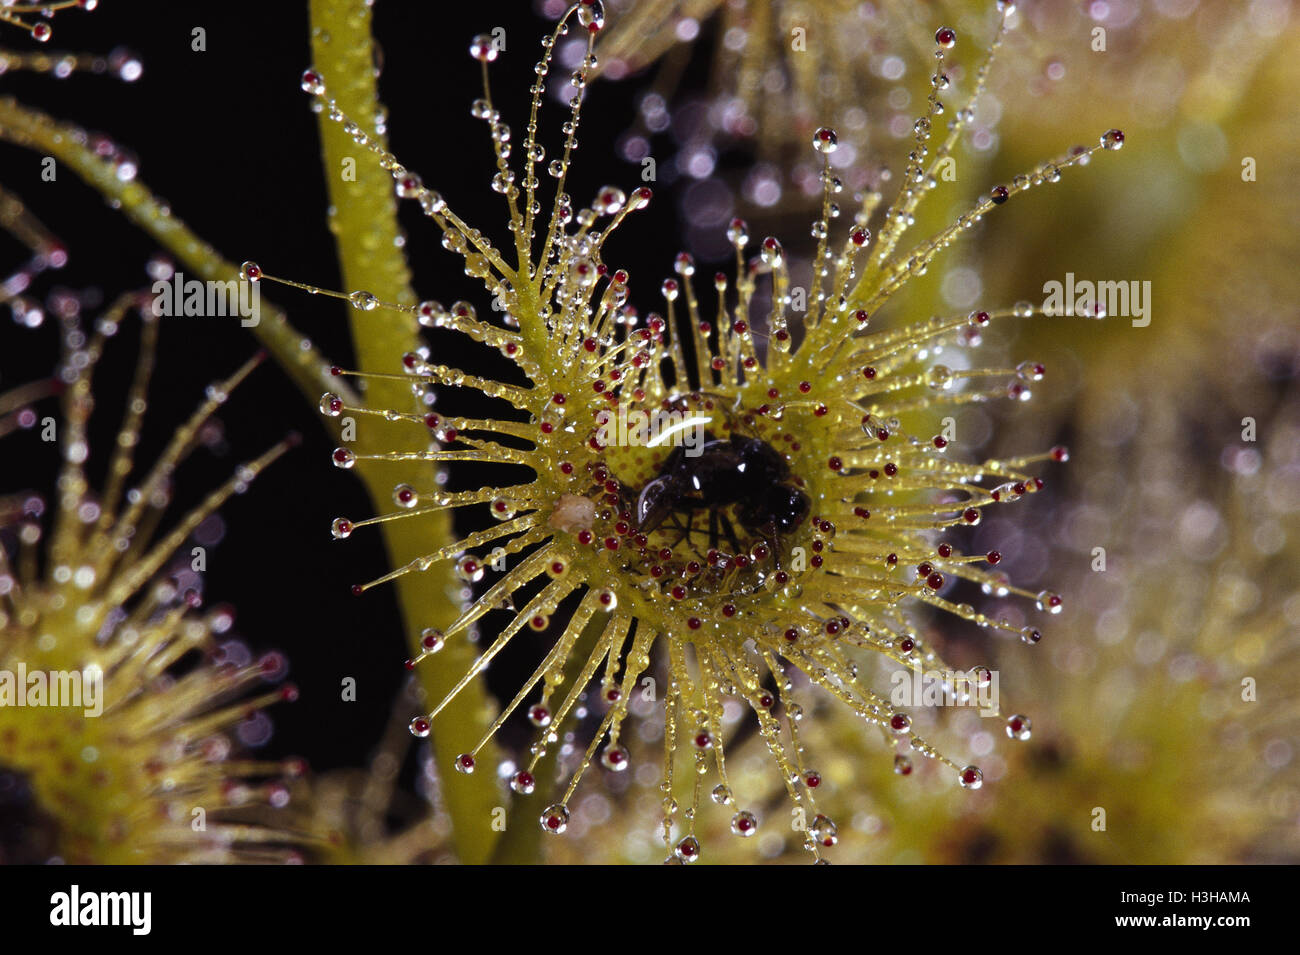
[632,432,809,561]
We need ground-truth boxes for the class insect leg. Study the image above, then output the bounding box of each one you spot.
[770,524,784,571]
[718,509,744,557]
[663,509,690,551]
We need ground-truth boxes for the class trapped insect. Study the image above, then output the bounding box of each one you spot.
[632,425,810,566]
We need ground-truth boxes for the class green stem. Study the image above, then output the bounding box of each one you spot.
[308,0,505,864]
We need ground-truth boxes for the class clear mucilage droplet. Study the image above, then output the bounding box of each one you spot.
[810,813,838,846]
[348,290,378,311]
[926,364,953,390]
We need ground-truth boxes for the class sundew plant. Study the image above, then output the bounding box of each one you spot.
[0,284,305,863]
[246,0,1123,863]
[12,0,1289,874]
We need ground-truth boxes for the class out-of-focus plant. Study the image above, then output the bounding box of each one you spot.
[589,0,956,207]
[0,269,308,863]
[951,396,1300,864]
[0,0,489,861]
[291,679,451,864]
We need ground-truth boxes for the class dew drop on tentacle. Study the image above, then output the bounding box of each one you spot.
[812,127,838,154]
[300,69,325,95]
[1036,590,1063,614]
[1006,715,1032,741]
[600,744,630,771]
[395,172,423,199]
[926,364,954,390]
[1016,361,1046,381]
[760,236,784,267]
[731,811,758,837]
[726,217,749,248]
[540,804,570,834]
[469,34,499,63]
[577,0,605,33]
[393,484,418,509]
[674,835,701,862]
[319,392,343,416]
[348,290,378,311]
[810,813,838,847]
[593,186,625,215]
[456,554,485,583]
